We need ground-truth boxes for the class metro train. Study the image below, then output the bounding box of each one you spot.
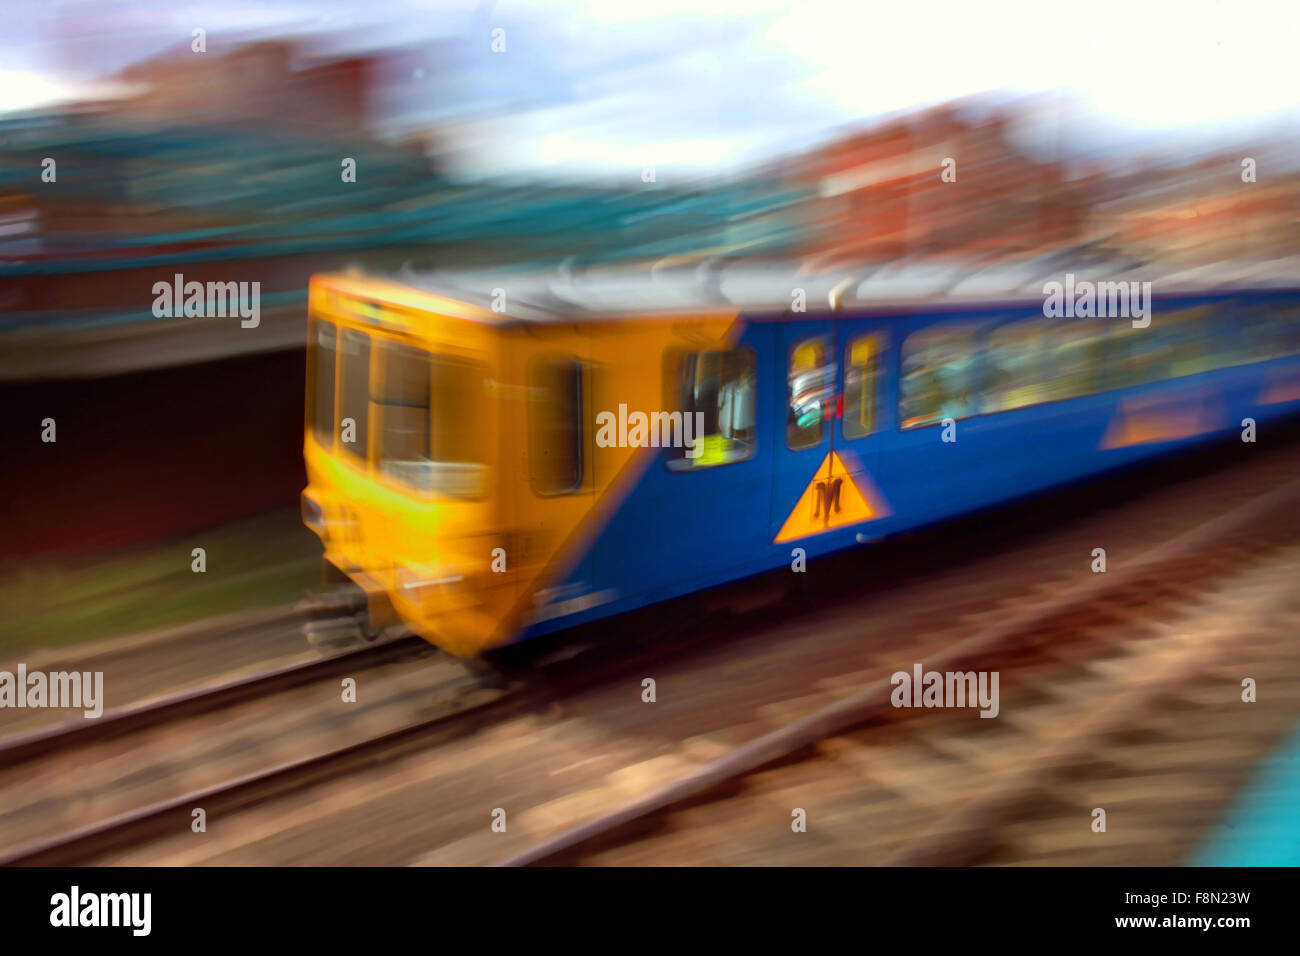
[300,259,1300,656]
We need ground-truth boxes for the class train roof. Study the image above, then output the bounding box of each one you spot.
[360,252,1300,324]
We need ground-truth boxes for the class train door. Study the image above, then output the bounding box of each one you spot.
[498,329,596,638]
[832,316,894,538]
[769,316,836,545]
[769,314,893,548]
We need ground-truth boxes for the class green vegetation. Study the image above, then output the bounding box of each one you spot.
[0,508,321,659]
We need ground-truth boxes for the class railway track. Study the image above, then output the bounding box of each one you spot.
[0,588,748,865]
[0,679,512,865]
[0,630,425,770]
[495,476,1300,865]
[0,592,463,864]
[885,556,1299,866]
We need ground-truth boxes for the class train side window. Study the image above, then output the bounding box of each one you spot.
[1094,323,1144,393]
[376,340,431,490]
[338,329,371,461]
[1151,307,1215,381]
[430,356,489,498]
[984,320,1052,412]
[309,319,337,447]
[1109,306,1209,387]
[900,325,979,429]
[842,334,884,439]
[786,338,830,449]
[1175,307,1218,377]
[1283,303,1300,356]
[529,357,584,495]
[1278,303,1300,357]
[1232,301,1300,365]
[1226,303,1271,367]
[668,347,757,469]
[1048,320,1107,400]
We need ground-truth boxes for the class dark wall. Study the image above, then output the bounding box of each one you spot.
[2,349,307,560]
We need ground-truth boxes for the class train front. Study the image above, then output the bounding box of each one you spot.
[299,273,511,657]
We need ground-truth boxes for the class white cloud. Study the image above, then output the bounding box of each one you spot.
[5,0,1297,171]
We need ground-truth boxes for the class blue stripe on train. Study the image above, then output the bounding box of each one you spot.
[522,290,1300,642]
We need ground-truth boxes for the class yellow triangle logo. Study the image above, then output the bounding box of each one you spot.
[775,450,886,544]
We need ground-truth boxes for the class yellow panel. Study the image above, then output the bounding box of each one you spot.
[1100,395,1217,449]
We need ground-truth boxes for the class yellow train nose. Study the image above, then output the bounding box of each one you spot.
[391,563,510,656]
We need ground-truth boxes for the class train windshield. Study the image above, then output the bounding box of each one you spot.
[309,317,488,498]
[376,340,488,499]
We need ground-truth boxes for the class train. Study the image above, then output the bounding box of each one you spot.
[300,258,1300,657]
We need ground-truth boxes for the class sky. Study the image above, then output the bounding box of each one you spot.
[2,0,1298,177]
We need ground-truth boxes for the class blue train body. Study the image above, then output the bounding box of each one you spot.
[520,287,1300,641]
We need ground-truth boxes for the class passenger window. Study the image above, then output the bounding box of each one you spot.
[1272,302,1300,358]
[1094,323,1145,393]
[1049,320,1107,400]
[668,347,757,469]
[430,356,489,498]
[1113,306,1211,386]
[786,339,830,449]
[309,319,337,447]
[529,357,584,495]
[1231,301,1300,366]
[1229,303,1276,366]
[842,334,883,439]
[376,340,431,489]
[984,320,1052,412]
[900,325,979,429]
[338,329,370,460]
[432,358,487,464]
[1167,308,1217,378]
[1279,303,1300,357]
